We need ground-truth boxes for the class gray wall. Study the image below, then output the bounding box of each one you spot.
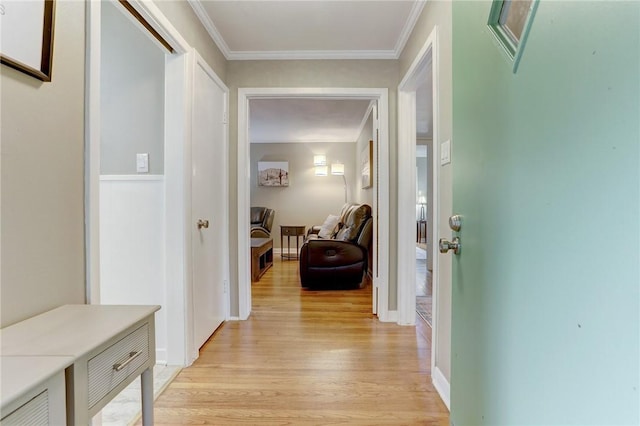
[250,142,356,248]
[1,1,86,326]
[398,0,453,381]
[227,60,399,317]
[101,1,165,175]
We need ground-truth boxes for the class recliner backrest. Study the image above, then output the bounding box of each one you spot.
[335,204,371,243]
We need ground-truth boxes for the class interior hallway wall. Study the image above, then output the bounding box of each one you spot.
[250,142,356,249]
[227,59,399,317]
[398,0,453,383]
[1,1,86,326]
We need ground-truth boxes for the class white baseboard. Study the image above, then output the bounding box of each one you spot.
[227,316,241,321]
[378,309,398,322]
[155,348,167,365]
[432,365,451,410]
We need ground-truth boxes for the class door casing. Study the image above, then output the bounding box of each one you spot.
[236,88,390,321]
[397,26,450,408]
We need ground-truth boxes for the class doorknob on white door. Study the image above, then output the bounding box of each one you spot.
[439,237,461,255]
[197,219,209,229]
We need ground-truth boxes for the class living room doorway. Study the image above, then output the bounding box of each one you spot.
[237,88,390,321]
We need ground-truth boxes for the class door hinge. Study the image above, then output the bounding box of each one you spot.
[222,111,228,124]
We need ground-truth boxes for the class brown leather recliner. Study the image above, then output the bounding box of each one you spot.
[250,207,275,238]
[299,204,372,289]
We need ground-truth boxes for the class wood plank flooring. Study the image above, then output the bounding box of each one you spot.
[148,257,449,425]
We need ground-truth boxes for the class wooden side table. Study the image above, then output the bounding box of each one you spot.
[280,225,305,260]
[251,238,273,281]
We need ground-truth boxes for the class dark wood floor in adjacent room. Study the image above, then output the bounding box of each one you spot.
[147,257,449,425]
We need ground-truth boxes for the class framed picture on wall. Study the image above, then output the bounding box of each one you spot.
[258,161,289,187]
[0,0,56,81]
[361,140,373,189]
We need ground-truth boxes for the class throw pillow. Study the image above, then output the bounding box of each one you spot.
[318,214,340,239]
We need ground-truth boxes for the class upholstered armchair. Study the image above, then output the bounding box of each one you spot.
[250,207,275,238]
[299,204,372,289]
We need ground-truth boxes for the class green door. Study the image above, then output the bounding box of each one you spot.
[451,1,639,424]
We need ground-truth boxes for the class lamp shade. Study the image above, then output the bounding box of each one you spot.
[313,155,326,166]
[315,165,328,176]
[331,163,345,175]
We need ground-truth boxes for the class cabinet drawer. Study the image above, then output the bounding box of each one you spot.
[1,390,48,426]
[87,323,150,408]
[281,226,304,236]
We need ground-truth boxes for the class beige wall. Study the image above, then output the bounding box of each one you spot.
[250,142,356,248]
[227,60,399,316]
[1,1,86,326]
[154,0,227,81]
[355,111,374,206]
[399,0,453,382]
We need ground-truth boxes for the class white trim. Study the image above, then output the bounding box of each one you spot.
[99,174,165,181]
[228,50,398,61]
[432,366,451,410]
[127,0,190,54]
[393,1,426,59]
[85,0,101,305]
[187,0,423,61]
[238,87,390,322]
[397,26,442,368]
[381,310,398,323]
[187,0,231,58]
[353,100,377,148]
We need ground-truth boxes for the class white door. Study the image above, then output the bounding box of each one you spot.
[191,55,227,350]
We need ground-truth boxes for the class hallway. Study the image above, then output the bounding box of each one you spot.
[148,257,449,424]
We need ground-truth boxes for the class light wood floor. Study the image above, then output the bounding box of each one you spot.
[147,257,449,425]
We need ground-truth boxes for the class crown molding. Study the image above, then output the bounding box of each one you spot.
[393,0,426,58]
[188,0,231,59]
[189,0,424,61]
[228,50,398,61]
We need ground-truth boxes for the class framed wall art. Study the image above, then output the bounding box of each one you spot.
[488,0,539,73]
[361,140,373,189]
[258,161,289,187]
[0,0,56,81]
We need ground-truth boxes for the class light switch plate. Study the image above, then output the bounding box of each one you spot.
[441,140,451,165]
[136,153,149,173]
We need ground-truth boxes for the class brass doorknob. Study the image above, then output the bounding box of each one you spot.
[197,219,209,229]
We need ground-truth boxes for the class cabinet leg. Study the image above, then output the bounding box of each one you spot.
[141,367,154,426]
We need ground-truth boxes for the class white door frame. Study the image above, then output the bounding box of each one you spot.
[397,25,443,391]
[85,0,228,367]
[237,88,390,321]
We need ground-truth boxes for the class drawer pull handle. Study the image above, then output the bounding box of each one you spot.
[113,351,142,372]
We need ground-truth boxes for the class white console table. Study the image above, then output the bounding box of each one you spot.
[1,305,160,425]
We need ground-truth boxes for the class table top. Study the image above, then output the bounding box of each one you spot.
[251,237,273,248]
[1,355,73,409]
[0,304,160,357]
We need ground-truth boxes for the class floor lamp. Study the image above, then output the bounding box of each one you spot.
[331,163,347,203]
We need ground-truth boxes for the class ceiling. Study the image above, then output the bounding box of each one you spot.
[250,99,372,144]
[188,1,431,143]
[188,0,425,60]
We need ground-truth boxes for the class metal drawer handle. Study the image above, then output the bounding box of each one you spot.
[113,351,142,372]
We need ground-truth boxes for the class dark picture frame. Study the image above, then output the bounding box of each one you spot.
[0,0,56,82]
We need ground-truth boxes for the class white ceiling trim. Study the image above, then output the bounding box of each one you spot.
[393,1,426,58]
[188,0,426,61]
[229,49,398,61]
[188,0,232,59]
